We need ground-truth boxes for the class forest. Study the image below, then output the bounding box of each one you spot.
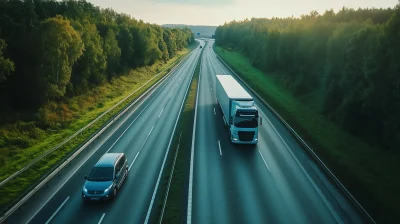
[0,0,194,119]
[215,6,400,152]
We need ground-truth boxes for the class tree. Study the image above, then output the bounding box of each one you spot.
[37,15,83,101]
[103,29,121,79]
[0,0,195,110]
[117,25,135,68]
[0,39,14,83]
[71,19,107,93]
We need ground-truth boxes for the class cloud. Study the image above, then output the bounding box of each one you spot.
[150,0,236,6]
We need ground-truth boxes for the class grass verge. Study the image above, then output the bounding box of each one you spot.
[152,48,202,224]
[0,45,196,214]
[215,46,399,223]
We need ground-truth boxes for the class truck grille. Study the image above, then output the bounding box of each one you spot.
[238,131,255,141]
[88,190,103,195]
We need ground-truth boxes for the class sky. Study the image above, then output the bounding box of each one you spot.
[87,0,398,26]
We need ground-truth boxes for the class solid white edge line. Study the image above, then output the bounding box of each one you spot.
[145,48,202,224]
[45,196,69,224]
[158,108,164,118]
[97,213,106,224]
[258,150,270,171]
[218,140,222,156]
[264,115,343,224]
[159,142,180,223]
[24,50,194,224]
[214,108,216,115]
[187,49,202,224]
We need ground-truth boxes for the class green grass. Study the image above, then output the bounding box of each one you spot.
[151,48,202,224]
[215,46,399,223]
[0,47,193,214]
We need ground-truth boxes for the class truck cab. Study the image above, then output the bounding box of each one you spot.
[229,101,261,144]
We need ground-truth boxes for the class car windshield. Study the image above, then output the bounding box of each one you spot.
[87,167,114,181]
[234,116,258,128]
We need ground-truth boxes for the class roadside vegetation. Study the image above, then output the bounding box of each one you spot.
[215,5,400,222]
[154,47,203,224]
[0,0,195,214]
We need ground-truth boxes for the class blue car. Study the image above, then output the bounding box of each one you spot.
[82,153,128,201]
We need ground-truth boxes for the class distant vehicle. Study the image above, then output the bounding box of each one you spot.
[200,45,202,48]
[82,153,128,201]
[216,75,262,144]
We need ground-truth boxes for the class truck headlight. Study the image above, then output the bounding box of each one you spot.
[82,187,88,193]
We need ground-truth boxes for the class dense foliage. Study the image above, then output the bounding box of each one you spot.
[216,6,400,151]
[0,0,194,112]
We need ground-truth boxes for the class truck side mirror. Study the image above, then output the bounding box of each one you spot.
[84,175,87,180]
[260,117,263,126]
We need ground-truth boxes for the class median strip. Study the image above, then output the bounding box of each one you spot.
[150,46,204,224]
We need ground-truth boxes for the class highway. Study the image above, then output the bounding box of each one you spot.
[5,41,203,224]
[189,40,366,224]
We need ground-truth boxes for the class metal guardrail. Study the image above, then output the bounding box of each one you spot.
[0,48,195,223]
[0,52,189,189]
[213,47,376,224]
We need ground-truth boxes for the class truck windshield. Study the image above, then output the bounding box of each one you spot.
[234,116,258,128]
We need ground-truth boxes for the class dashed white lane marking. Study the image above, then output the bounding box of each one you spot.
[158,108,164,118]
[128,125,155,171]
[97,213,106,224]
[258,150,270,172]
[45,196,70,224]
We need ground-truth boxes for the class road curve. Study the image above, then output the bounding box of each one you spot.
[5,41,203,224]
[190,40,365,224]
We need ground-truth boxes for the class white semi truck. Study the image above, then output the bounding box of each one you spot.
[216,75,262,144]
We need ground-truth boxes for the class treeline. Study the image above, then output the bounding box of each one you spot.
[0,0,194,113]
[216,6,400,151]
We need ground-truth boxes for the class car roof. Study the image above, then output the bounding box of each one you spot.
[95,153,122,167]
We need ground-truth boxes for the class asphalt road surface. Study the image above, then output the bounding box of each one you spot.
[189,40,365,224]
[6,41,204,224]
[5,39,368,224]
